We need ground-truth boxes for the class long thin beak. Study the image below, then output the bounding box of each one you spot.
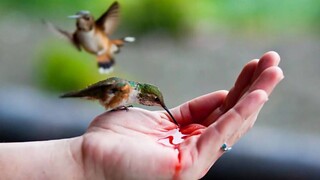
[68,15,81,19]
[162,105,179,126]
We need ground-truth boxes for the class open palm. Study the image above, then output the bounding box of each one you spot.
[81,51,283,180]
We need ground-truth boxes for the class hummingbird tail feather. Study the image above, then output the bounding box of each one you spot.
[111,37,135,53]
[112,37,135,48]
[60,91,86,98]
[98,60,115,74]
[123,37,135,43]
[61,84,107,99]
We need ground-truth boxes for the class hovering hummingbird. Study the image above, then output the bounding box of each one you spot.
[60,77,179,125]
[44,1,135,74]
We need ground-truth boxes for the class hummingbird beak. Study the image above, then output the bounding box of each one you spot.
[68,10,90,18]
[68,15,81,19]
[162,105,179,126]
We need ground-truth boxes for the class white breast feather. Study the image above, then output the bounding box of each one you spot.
[78,30,107,52]
[102,90,139,111]
[127,89,139,104]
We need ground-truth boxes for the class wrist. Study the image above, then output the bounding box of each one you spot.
[0,136,85,180]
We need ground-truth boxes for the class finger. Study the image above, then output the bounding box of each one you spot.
[251,51,281,83]
[247,66,284,96]
[172,90,228,126]
[193,90,268,172]
[222,51,280,111]
[213,89,268,143]
[221,59,258,111]
[227,109,261,146]
[202,60,258,126]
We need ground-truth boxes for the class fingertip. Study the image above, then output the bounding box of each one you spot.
[264,66,285,86]
[273,66,285,81]
[265,66,285,81]
[261,51,281,64]
[265,51,280,60]
[248,58,259,64]
[216,90,229,97]
[247,66,284,96]
[250,89,269,103]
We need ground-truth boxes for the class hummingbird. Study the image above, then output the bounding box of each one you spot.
[60,77,179,125]
[44,1,135,74]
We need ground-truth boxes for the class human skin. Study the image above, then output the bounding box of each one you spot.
[0,51,283,180]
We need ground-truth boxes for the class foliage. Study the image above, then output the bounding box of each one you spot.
[121,0,186,37]
[1,0,319,35]
[34,42,115,92]
[207,0,320,34]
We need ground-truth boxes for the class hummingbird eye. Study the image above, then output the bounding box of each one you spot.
[83,16,90,21]
[111,88,118,93]
[107,88,118,94]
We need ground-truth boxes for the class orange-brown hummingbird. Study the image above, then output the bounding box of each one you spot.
[44,1,135,74]
[60,77,179,125]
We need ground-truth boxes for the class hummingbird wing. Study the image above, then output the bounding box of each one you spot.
[95,1,120,35]
[60,77,127,101]
[43,20,81,51]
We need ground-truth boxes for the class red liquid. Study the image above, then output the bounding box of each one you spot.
[157,124,204,147]
[157,125,205,179]
[157,128,188,179]
[157,128,187,147]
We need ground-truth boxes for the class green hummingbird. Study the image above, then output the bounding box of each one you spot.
[60,77,178,125]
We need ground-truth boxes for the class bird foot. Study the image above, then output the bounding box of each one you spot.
[111,105,133,112]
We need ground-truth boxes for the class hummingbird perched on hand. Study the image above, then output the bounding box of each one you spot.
[44,1,135,74]
[60,77,179,125]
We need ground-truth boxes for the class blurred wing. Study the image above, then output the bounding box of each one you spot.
[86,77,127,97]
[95,1,120,35]
[89,77,126,90]
[60,78,125,99]
[42,20,81,51]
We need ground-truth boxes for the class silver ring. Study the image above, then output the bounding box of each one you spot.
[221,143,232,152]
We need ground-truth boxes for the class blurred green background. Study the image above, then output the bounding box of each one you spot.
[1,0,320,178]
[0,0,319,92]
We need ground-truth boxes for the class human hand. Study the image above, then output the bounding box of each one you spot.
[80,51,284,179]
